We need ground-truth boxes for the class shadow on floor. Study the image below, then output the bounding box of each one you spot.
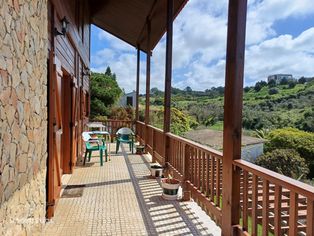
[121,145,214,236]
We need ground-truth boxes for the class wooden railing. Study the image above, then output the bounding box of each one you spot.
[234,160,314,236]
[90,119,134,140]
[136,121,223,225]
[135,120,314,235]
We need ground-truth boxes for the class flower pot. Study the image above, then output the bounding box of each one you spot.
[161,178,180,200]
[150,164,163,178]
[136,145,145,154]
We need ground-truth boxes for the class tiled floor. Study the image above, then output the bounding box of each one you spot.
[44,144,221,236]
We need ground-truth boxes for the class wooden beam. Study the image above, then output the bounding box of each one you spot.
[163,0,173,165]
[145,20,151,125]
[163,0,173,133]
[144,20,151,149]
[135,48,140,122]
[221,0,248,235]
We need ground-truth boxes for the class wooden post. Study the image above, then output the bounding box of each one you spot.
[163,0,173,134]
[221,0,248,235]
[163,0,173,164]
[145,20,151,149]
[135,47,140,122]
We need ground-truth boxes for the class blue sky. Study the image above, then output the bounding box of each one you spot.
[91,0,314,93]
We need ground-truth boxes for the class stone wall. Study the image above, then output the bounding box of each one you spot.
[0,0,48,235]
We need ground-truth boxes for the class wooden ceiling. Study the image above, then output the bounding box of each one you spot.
[89,0,188,53]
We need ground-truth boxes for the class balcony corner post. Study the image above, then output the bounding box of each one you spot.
[222,0,248,235]
[163,0,173,166]
[135,47,140,123]
[144,20,151,153]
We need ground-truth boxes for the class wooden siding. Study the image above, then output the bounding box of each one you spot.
[47,0,90,218]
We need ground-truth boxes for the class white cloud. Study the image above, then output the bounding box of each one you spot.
[244,27,314,85]
[91,0,314,92]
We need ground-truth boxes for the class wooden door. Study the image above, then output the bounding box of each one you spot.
[53,57,63,198]
[47,53,63,218]
[70,77,79,169]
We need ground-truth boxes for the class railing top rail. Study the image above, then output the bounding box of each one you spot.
[234,159,314,199]
[136,120,145,125]
[106,119,134,122]
[166,132,223,158]
[90,119,134,123]
[146,124,164,133]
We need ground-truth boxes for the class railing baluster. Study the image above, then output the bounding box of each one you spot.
[210,156,215,201]
[274,185,282,236]
[216,157,221,207]
[262,179,269,236]
[243,170,249,232]
[206,153,210,197]
[203,151,206,193]
[190,147,194,185]
[307,199,314,236]
[288,191,298,236]
[252,174,258,236]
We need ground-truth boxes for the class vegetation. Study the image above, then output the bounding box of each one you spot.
[89,68,314,182]
[142,78,314,133]
[139,107,198,135]
[90,68,122,119]
[264,128,314,177]
[255,149,309,179]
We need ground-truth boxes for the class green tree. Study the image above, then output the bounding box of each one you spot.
[90,70,122,118]
[255,149,309,179]
[265,128,314,177]
[268,79,276,87]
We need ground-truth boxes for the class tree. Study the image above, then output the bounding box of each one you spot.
[184,86,192,92]
[288,80,297,88]
[254,82,262,92]
[268,79,276,87]
[244,86,251,92]
[90,70,122,118]
[255,149,309,179]
[265,128,314,177]
[298,77,306,84]
[254,81,267,92]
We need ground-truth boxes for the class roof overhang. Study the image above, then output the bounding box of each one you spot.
[89,0,188,53]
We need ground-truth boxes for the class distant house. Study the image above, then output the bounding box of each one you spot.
[267,74,294,84]
[184,129,265,162]
[119,91,136,107]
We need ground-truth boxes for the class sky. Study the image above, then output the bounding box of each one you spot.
[91,0,314,93]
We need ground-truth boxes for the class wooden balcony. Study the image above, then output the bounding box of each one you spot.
[44,143,221,235]
[135,121,314,236]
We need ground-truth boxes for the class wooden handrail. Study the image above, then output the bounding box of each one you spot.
[135,120,314,234]
[166,132,223,158]
[234,159,314,199]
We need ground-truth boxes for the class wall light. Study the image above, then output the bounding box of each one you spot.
[54,17,69,37]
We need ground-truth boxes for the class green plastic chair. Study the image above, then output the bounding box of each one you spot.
[115,127,134,154]
[82,132,108,166]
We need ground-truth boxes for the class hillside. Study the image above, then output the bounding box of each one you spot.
[139,78,314,134]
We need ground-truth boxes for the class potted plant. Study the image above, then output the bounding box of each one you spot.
[161,175,180,200]
[150,163,163,177]
[136,144,145,154]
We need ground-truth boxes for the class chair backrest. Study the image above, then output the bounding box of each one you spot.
[116,127,134,135]
[82,132,92,142]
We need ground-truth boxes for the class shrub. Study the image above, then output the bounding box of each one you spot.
[255,149,309,179]
[288,80,297,88]
[268,88,279,95]
[265,128,314,177]
[110,107,133,120]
